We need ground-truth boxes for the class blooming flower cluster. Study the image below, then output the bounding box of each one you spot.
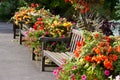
[64,0,89,13]
[22,8,73,60]
[12,3,40,25]
[53,30,120,80]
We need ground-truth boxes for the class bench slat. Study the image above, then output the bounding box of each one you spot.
[44,51,63,66]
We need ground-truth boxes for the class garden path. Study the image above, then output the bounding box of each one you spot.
[0,22,55,80]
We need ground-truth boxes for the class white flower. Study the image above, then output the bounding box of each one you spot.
[115,75,120,80]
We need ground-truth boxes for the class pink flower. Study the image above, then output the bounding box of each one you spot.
[34,50,37,54]
[72,66,78,70]
[104,70,110,76]
[61,35,65,38]
[37,18,42,21]
[46,31,49,35]
[51,42,55,46]
[30,3,35,8]
[71,74,76,80]
[59,64,63,68]
[115,75,120,80]
[53,69,59,76]
[33,38,37,42]
[35,3,40,7]
[81,74,86,80]
[57,67,62,70]
[39,47,42,50]
[24,31,29,36]
[47,47,51,50]
[61,58,66,63]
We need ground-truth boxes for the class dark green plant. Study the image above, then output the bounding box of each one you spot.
[115,2,120,19]
[0,0,28,21]
[36,0,73,18]
[102,0,119,19]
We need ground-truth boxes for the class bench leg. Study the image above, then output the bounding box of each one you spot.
[13,23,16,39]
[32,48,36,60]
[20,33,22,45]
[42,56,45,71]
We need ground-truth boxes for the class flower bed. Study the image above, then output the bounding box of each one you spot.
[12,3,73,60]
[53,30,120,80]
[23,10,73,60]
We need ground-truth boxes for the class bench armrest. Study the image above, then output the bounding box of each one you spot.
[39,37,70,42]
[39,37,70,50]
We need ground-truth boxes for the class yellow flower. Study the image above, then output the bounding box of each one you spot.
[63,23,67,27]
[63,22,72,27]
[53,20,59,26]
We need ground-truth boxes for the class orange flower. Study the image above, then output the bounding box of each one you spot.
[96,57,102,64]
[94,47,102,54]
[84,55,91,62]
[108,54,113,60]
[74,50,80,58]
[99,55,108,61]
[105,42,110,46]
[94,33,99,38]
[104,59,113,70]
[91,56,101,64]
[116,46,120,53]
[112,54,118,61]
[99,42,104,47]
[108,46,112,53]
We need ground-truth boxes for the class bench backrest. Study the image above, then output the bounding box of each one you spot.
[69,29,83,52]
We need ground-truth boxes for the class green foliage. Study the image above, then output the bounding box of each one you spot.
[36,0,73,17]
[114,55,120,75]
[102,0,119,19]
[0,0,28,21]
[115,2,120,19]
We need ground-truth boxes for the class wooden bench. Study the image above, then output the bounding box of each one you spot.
[40,29,82,71]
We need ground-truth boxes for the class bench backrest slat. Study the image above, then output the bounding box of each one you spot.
[70,29,83,52]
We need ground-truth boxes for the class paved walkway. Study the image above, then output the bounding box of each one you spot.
[0,22,55,80]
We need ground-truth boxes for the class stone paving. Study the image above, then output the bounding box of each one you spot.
[0,22,55,80]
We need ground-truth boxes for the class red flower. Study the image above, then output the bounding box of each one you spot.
[84,3,89,7]
[105,42,110,46]
[105,36,110,42]
[31,3,35,8]
[112,54,118,61]
[33,25,37,30]
[64,0,69,2]
[76,41,85,47]
[84,55,91,62]
[39,26,44,30]
[80,9,85,14]
[104,59,113,70]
